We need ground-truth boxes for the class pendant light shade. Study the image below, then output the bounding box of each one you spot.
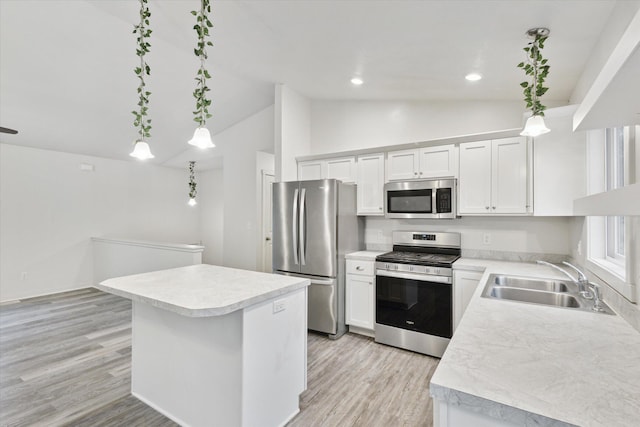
[520,115,550,137]
[188,127,215,149]
[188,198,198,206]
[129,140,155,160]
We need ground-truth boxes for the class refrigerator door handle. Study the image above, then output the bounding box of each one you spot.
[299,187,306,265]
[292,188,299,265]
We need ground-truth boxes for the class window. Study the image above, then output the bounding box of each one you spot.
[605,128,625,266]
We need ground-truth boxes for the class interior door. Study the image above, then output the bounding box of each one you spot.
[261,171,275,272]
[272,181,300,273]
[299,179,337,277]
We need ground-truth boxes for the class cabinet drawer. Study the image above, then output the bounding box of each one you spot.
[346,259,375,276]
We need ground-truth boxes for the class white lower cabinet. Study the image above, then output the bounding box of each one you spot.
[453,270,483,331]
[346,259,375,335]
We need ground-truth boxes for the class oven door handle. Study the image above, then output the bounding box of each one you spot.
[375,270,452,284]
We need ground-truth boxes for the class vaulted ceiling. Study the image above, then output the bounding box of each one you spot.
[0,0,620,167]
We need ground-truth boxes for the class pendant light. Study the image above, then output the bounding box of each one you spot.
[188,161,198,206]
[130,0,154,160]
[188,0,215,149]
[517,28,551,137]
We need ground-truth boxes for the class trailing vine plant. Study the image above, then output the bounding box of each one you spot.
[188,161,197,200]
[517,29,550,116]
[132,0,152,141]
[191,0,213,127]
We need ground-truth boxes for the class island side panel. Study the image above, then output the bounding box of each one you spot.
[131,302,243,427]
[241,287,308,427]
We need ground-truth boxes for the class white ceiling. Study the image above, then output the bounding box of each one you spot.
[0,0,619,168]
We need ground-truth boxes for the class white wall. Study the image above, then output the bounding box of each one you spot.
[366,216,571,256]
[218,106,274,270]
[198,168,224,265]
[0,143,200,301]
[310,100,526,154]
[275,85,311,182]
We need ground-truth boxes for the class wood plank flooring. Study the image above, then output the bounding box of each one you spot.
[1,288,438,426]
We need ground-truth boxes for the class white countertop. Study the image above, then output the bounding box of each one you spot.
[345,250,387,261]
[95,264,310,317]
[432,259,640,427]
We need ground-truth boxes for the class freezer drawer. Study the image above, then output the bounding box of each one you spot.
[307,279,338,335]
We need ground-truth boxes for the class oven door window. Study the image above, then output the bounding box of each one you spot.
[376,275,452,338]
[387,189,432,213]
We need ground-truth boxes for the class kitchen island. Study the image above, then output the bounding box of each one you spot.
[432,260,640,427]
[96,264,310,427]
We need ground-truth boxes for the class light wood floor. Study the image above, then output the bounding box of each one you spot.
[1,288,438,426]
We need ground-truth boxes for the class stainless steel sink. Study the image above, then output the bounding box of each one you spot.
[481,274,614,314]
[492,275,573,293]
[489,287,581,308]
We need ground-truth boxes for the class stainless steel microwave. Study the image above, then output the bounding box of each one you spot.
[384,179,457,219]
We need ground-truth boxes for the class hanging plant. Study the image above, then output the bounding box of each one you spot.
[191,0,213,127]
[188,161,197,201]
[517,28,550,116]
[132,0,152,142]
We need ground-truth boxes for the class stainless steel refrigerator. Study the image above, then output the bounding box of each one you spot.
[273,179,363,339]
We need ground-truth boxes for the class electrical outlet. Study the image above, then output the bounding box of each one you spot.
[482,233,491,245]
[273,299,286,313]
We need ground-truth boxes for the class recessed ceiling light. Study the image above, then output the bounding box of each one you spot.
[465,73,482,82]
[351,77,364,85]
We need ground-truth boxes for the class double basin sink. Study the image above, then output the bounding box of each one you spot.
[482,274,614,314]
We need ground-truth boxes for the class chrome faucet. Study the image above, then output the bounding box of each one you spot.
[536,260,592,298]
[589,283,606,312]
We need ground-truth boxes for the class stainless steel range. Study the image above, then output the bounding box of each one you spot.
[375,231,461,358]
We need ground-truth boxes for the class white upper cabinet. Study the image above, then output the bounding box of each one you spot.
[297,157,356,183]
[326,157,357,183]
[387,144,456,181]
[356,153,385,216]
[386,149,420,180]
[458,140,492,214]
[533,106,587,216]
[419,145,457,178]
[459,137,530,215]
[297,160,325,181]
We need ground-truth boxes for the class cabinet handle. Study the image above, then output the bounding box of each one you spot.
[414,172,418,176]
[419,171,423,175]
[369,282,372,285]
[379,207,382,210]
[492,206,496,210]
[485,206,490,210]
[356,266,364,271]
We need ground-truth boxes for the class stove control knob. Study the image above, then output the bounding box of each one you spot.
[394,265,399,270]
[409,266,413,272]
[434,268,440,275]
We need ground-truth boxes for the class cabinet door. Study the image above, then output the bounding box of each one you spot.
[346,274,374,330]
[459,141,492,214]
[533,110,586,216]
[419,144,456,178]
[326,157,356,183]
[453,270,483,331]
[492,137,528,214]
[357,153,385,216]
[298,161,325,181]
[386,149,419,181]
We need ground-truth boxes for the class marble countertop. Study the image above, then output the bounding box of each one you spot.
[431,259,640,427]
[345,250,387,261]
[95,264,310,317]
